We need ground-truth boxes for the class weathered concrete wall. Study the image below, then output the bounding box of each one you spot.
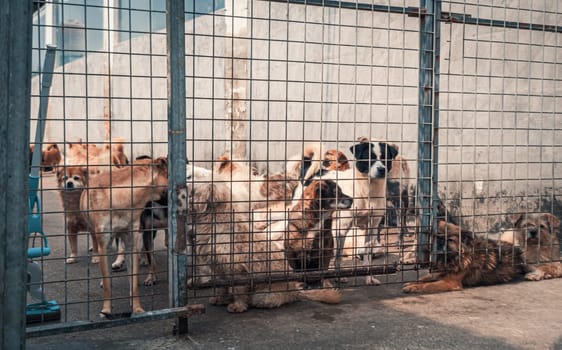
[30,1,562,230]
[438,3,562,231]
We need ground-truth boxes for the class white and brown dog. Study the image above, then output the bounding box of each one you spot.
[80,157,168,316]
[215,154,299,230]
[176,179,341,313]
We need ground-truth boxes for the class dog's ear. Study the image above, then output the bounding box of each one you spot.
[380,142,399,160]
[508,213,524,228]
[216,154,233,174]
[542,213,561,230]
[356,136,370,144]
[350,142,375,174]
[349,141,372,159]
[56,167,63,181]
[81,167,89,183]
[154,156,168,170]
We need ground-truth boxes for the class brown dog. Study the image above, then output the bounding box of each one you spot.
[507,212,562,281]
[65,138,128,173]
[30,143,62,172]
[402,221,525,293]
[285,180,353,279]
[56,166,99,264]
[81,157,168,316]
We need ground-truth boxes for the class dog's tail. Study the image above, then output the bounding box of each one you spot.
[297,288,341,304]
[286,143,324,182]
[107,137,126,153]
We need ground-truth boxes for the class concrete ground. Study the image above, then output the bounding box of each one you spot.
[26,173,562,350]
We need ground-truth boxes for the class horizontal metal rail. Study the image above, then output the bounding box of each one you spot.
[190,265,399,289]
[26,305,205,338]
[266,0,562,33]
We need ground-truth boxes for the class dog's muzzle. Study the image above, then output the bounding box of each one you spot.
[527,228,539,239]
[368,161,386,179]
[65,181,75,189]
[338,197,353,209]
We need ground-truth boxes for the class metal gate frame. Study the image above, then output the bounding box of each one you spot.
[3,0,557,342]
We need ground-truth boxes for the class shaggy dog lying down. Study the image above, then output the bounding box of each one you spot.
[176,179,341,313]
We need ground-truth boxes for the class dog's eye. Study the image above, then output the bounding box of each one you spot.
[73,176,80,181]
[63,176,68,181]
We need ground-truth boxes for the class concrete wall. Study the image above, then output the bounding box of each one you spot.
[30,0,562,231]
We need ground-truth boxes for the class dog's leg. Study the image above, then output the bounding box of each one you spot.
[403,272,444,286]
[525,262,562,281]
[402,275,463,293]
[140,228,154,267]
[111,238,126,271]
[66,230,78,264]
[130,230,144,314]
[143,230,157,286]
[363,215,382,286]
[227,285,250,313]
[90,231,100,264]
[333,212,353,279]
[97,234,112,316]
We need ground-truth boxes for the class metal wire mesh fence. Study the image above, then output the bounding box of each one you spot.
[21,0,562,337]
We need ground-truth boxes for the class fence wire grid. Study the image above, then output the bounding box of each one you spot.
[23,0,562,337]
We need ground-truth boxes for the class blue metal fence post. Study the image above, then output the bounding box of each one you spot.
[1,1,33,349]
[417,0,441,264]
[167,0,188,334]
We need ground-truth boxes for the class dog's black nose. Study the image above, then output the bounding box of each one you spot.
[528,228,538,238]
[66,181,74,189]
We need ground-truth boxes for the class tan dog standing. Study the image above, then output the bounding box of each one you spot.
[57,166,99,264]
[81,157,168,316]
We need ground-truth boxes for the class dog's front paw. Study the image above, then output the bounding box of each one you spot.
[99,308,111,318]
[132,306,145,314]
[227,302,248,313]
[144,274,156,286]
[525,270,545,281]
[91,256,100,264]
[366,276,381,286]
[111,259,126,272]
[66,255,77,264]
[400,251,417,265]
[402,283,422,293]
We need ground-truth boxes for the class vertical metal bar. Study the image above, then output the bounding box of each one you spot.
[30,46,57,177]
[166,0,188,335]
[416,0,440,265]
[0,1,32,349]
